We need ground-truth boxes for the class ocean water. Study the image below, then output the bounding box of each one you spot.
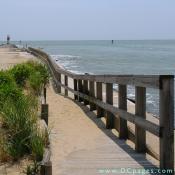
[2,40,175,119]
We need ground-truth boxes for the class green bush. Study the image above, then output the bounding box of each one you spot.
[24,160,40,175]
[29,71,43,96]
[9,64,32,87]
[31,133,44,161]
[0,71,22,107]
[27,61,49,95]
[0,95,38,160]
[9,61,49,95]
[26,61,49,87]
[0,61,49,162]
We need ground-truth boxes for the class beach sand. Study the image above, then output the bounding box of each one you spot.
[0,47,34,70]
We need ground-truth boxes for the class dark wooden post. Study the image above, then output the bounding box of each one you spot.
[159,76,174,172]
[96,82,104,117]
[56,73,61,93]
[135,87,146,152]
[64,75,68,96]
[40,161,52,175]
[83,79,89,105]
[106,83,114,129]
[44,87,47,104]
[78,79,83,102]
[74,79,78,100]
[89,81,96,111]
[41,104,49,125]
[118,84,128,139]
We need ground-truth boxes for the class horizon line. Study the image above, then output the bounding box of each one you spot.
[1,39,175,42]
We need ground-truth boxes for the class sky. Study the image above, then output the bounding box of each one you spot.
[0,0,175,40]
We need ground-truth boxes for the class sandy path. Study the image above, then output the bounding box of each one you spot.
[48,84,159,175]
[0,47,34,70]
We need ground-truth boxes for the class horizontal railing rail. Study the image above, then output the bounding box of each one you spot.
[28,47,174,173]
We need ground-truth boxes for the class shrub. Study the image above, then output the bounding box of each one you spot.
[9,61,50,96]
[0,95,38,160]
[0,71,22,107]
[0,61,50,162]
[31,132,44,161]
[9,64,32,87]
[26,61,49,87]
[28,71,43,96]
[24,160,40,175]
[26,61,49,95]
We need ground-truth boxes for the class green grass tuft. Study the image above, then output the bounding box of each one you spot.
[0,61,50,163]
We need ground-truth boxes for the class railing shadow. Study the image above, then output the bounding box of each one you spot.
[64,96,158,172]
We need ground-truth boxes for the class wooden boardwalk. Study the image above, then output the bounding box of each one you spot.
[29,47,174,175]
[48,85,158,175]
[0,46,174,175]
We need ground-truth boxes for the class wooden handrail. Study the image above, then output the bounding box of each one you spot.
[29,47,161,88]
[28,47,174,173]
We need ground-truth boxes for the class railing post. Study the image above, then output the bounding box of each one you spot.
[74,79,78,100]
[89,81,96,111]
[159,76,174,172]
[40,161,52,175]
[83,79,89,105]
[106,83,114,129]
[96,82,104,118]
[44,87,47,104]
[56,73,61,93]
[118,84,128,139]
[78,79,83,102]
[64,75,68,96]
[135,86,146,152]
[41,104,49,125]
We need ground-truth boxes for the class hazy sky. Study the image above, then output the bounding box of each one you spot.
[0,0,175,40]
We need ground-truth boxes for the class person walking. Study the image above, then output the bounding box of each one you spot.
[7,35,10,44]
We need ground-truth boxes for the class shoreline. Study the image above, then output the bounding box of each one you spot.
[52,55,161,118]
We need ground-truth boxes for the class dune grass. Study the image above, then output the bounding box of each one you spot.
[9,61,49,96]
[0,61,50,163]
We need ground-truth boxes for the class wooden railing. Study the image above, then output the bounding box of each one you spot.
[28,47,174,172]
